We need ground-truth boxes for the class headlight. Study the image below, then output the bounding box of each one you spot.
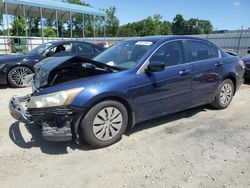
[28,87,84,108]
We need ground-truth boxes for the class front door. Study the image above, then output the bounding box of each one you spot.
[134,40,192,122]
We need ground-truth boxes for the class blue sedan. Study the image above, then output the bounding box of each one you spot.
[9,36,245,148]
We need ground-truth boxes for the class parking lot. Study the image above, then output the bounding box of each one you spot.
[0,83,249,188]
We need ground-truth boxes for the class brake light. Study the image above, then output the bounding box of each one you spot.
[239,60,245,69]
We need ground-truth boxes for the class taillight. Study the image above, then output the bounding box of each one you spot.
[239,60,245,69]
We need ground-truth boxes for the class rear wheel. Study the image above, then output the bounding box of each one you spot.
[211,79,234,109]
[79,100,128,148]
[7,66,33,88]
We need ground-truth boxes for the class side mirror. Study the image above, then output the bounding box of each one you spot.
[147,61,165,72]
[46,51,54,57]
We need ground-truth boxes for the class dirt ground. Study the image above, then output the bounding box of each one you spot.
[0,83,250,188]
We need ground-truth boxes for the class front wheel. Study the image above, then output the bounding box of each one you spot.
[211,79,234,109]
[79,100,128,148]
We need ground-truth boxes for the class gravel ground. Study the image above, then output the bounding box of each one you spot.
[0,83,250,188]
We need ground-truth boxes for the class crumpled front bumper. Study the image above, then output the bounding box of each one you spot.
[9,95,82,142]
[9,95,31,124]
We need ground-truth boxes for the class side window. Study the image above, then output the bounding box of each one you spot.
[185,40,212,62]
[94,46,103,53]
[46,43,72,54]
[210,44,219,58]
[75,43,94,54]
[149,41,184,67]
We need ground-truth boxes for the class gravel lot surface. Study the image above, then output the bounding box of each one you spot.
[0,83,250,188]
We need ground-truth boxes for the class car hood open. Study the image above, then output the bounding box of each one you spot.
[32,56,119,90]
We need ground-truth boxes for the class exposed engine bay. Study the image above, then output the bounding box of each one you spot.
[32,56,119,89]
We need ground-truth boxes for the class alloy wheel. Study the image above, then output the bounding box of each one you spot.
[219,83,233,105]
[8,66,33,87]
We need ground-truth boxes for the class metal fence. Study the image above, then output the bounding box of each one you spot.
[1,30,250,57]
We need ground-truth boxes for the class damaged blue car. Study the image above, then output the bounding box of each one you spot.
[9,36,245,148]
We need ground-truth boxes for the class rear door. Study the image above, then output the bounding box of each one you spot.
[183,40,223,106]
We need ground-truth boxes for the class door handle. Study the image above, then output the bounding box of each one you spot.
[215,62,223,67]
[179,69,190,76]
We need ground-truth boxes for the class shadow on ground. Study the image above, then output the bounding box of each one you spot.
[244,79,250,85]
[9,105,212,154]
[9,122,93,155]
[0,84,8,89]
[126,105,211,135]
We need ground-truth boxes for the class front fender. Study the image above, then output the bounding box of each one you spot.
[71,89,135,111]
[70,90,136,140]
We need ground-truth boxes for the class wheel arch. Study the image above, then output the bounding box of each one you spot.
[222,73,237,95]
[73,95,136,139]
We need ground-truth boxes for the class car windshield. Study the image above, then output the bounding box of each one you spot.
[27,42,53,56]
[93,40,155,69]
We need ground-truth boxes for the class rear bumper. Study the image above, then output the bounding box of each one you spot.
[9,95,84,142]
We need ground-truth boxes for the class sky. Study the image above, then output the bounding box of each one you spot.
[84,0,250,30]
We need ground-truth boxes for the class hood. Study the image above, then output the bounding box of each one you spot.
[33,55,119,90]
[0,54,26,63]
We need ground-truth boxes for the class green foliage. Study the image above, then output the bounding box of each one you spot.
[2,1,213,38]
[28,17,40,36]
[118,13,213,37]
[172,15,213,35]
[44,27,56,37]
[105,7,119,37]
[118,15,172,37]
[172,14,186,35]
[10,16,26,36]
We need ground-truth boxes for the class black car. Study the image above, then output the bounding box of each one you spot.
[242,55,250,79]
[0,40,104,87]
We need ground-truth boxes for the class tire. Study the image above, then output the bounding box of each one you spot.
[7,66,33,88]
[79,100,128,148]
[211,79,235,109]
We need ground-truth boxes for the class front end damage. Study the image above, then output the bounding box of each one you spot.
[9,56,118,142]
[9,95,85,141]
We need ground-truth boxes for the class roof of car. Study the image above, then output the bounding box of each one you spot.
[125,35,209,43]
[46,40,92,45]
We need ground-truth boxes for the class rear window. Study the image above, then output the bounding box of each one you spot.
[185,40,212,62]
[76,43,94,53]
[210,44,220,58]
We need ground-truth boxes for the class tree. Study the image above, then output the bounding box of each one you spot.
[10,16,26,36]
[118,15,172,37]
[66,0,91,37]
[197,20,213,34]
[172,14,213,35]
[28,17,40,36]
[159,21,172,35]
[105,6,119,37]
[172,14,186,35]
[44,27,56,37]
